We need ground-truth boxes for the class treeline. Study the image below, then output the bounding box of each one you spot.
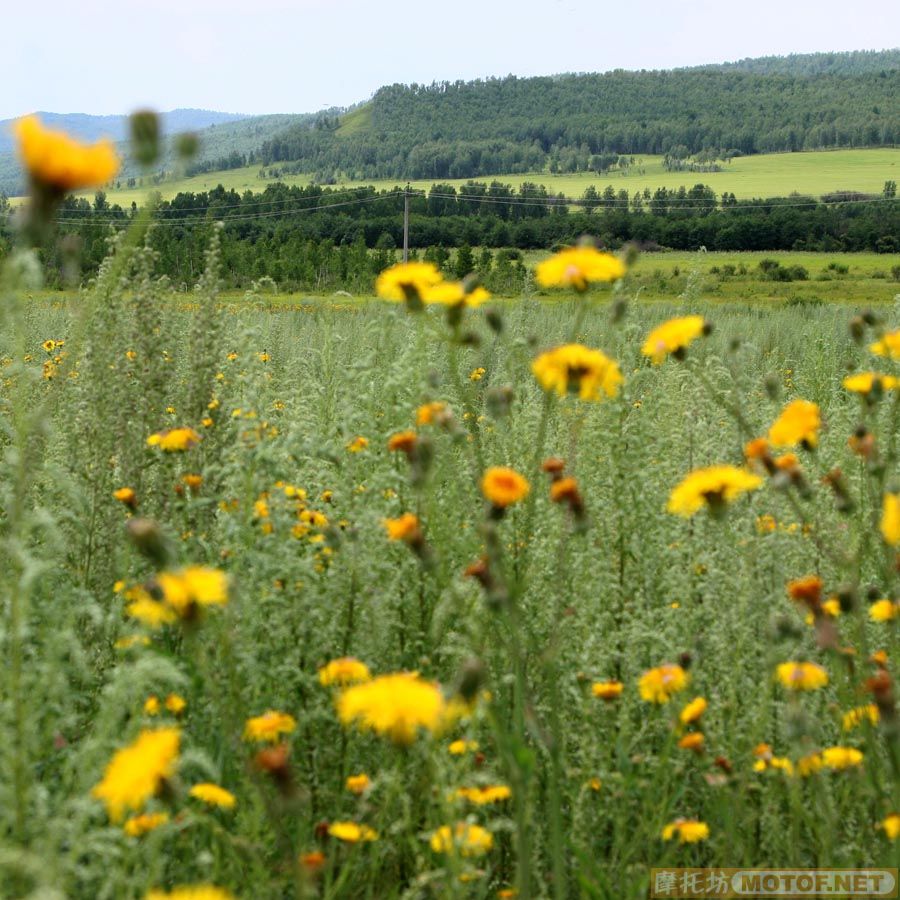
[3,180,897,291]
[260,61,900,180]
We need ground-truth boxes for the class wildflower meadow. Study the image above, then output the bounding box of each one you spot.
[3,115,900,900]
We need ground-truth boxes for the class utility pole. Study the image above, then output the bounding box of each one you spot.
[402,183,410,263]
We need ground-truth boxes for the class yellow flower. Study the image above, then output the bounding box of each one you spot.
[449,739,479,755]
[470,367,486,381]
[641,316,707,364]
[92,728,180,822]
[678,733,705,752]
[842,705,879,731]
[843,372,899,394]
[115,635,150,650]
[189,783,236,809]
[422,281,490,307]
[182,474,203,492]
[531,344,623,401]
[881,493,900,546]
[679,697,707,725]
[388,430,417,453]
[820,746,864,770]
[157,566,228,616]
[667,465,762,517]
[114,487,137,507]
[337,672,449,745]
[869,599,899,622]
[638,664,689,704]
[535,246,625,291]
[591,680,624,700]
[456,785,512,805]
[768,400,821,449]
[244,710,297,743]
[126,595,177,628]
[145,886,234,900]
[15,114,119,192]
[328,821,378,842]
[382,513,421,542]
[587,777,602,792]
[776,661,828,691]
[430,823,494,856]
[165,694,187,715]
[123,811,169,837]
[345,773,371,795]
[144,696,160,716]
[661,819,709,843]
[416,401,447,426]
[346,435,369,453]
[319,657,372,687]
[880,814,900,839]
[481,466,530,507]
[797,753,824,777]
[376,262,444,303]
[870,331,900,359]
[146,427,201,452]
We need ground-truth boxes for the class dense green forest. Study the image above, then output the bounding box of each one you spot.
[3,178,896,292]
[261,54,900,181]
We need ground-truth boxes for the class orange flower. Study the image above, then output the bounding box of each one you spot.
[481,467,530,507]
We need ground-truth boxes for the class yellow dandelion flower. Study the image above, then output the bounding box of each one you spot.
[126,595,177,628]
[145,886,234,900]
[870,331,900,360]
[880,814,900,839]
[768,400,821,449]
[456,785,512,805]
[641,315,708,364]
[820,746,864,770]
[345,773,371,795]
[881,493,900,546]
[448,739,479,755]
[470,367,486,381]
[869,599,899,622]
[797,753,823,777]
[843,372,899,394]
[591,680,624,700]
[156,566,228,616]
[165,694,186,715]
[382,513,421,542]
[678,732,705,752]
[318,657,372,687]
[144,696,160,716]
[588,777,602,792]
[679,697,707,725]
[667,465,762,517]
[638,664,689,704]
[113,487,137,507]
[481,466,530,507]
[15,114,119,192]
[189,783,236,809]
[91,727,180,822]
[243,710,297,743]
[661,819,709,843]
[416,400,447,426]
[776,661,828,691]
[346,435,369,453]
[337,672,448,745]
[535,246,625,291]
[376,262,444,303]
[146,427,201,452]
[531,343,623,401]
[430,823,494,856]
[328,821,378,842]
[842,705,879,731]
[123,811,169,837]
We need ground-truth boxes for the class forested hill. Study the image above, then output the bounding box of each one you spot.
[261,52,900,181]
[691,48,900,75]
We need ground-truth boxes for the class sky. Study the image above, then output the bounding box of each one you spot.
[3,0,898,120]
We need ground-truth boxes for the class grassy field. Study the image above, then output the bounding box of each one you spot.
[26,147,898,209]
[6,220,900,896]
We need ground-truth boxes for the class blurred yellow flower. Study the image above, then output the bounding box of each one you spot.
[346,435,369,453]
[157,566,228,616]
[147,427,201,452]
[639,664,689,704]
[15,114,119,192]
[820,746,863,770]
[382,513,421,542]
[345,773,371,795]
[679,697,707,725]
[642,315,707,364]
[123,811,169,837]
[144,696,160,716]
[880,814,900,839]
[92,727,180,822]
[448,739,479,755]
[189,783,236,809]
[870,331,900,359]
[145,886,234,900]
[376,262,443,303]
[842,704,879,731]
[243,710,297,743]
[667,465,762,517]
[328,821,378,842]
[113,487,137,507]
[319,657,372,687]
[661,819,709,843]
[880,493,900,546]
[768,400,820,449]
[482,466,530,507]
[337,672,448,745]
[869,599,899,622]
[456,784,512,804]
[591,680,624,700]
[430,822,494,856]
[678,732,705,752]
[776,661,828,691]
[416,401,447,426]
[531,344,623,401]
[535,246,625,291]
[843,372,899,394]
